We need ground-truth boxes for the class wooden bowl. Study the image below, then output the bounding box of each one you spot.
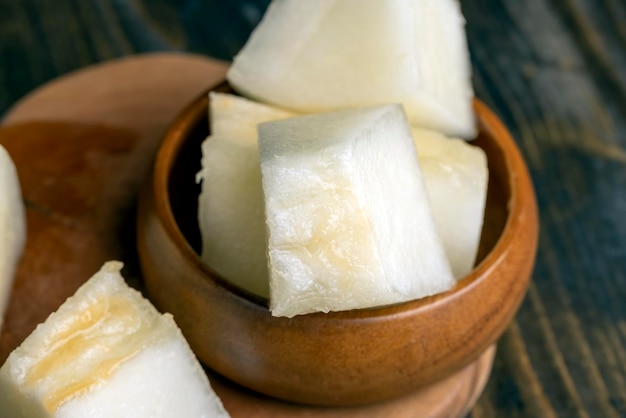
[136,81,538,406]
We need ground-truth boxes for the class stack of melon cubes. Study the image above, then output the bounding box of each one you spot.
[0,0,488,416]
[198,0,488,318]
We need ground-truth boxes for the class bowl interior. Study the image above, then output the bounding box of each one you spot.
[166,84,511,306]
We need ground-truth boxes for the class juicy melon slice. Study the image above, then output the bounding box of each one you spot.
[0,261,230,418]
[411,128,488,279]
[197,93,296,297]
[0,145,26,332]
[258,105,455,317]
[228,0,476,138]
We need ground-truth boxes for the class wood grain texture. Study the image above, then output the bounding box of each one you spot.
[462,1,626,417]
[0,0,624,416]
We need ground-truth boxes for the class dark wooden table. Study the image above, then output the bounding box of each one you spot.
[0,1,624,417]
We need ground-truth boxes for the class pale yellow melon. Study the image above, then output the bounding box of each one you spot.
[0,145,26,332]
[411,128,488,279]
[197,93,296,297]
[258,105,455,317]
[198,98,489,297]
[228,0,476,138]
[0,262,230,418]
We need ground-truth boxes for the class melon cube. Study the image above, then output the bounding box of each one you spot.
[258,105,455,317]
[228,0,476,138]
[197,93,296,297]
[0,145,26,332]
[0,261,230,418]
[411,128,488,279]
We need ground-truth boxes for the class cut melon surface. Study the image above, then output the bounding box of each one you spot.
[258,105,455,317]
[0,261,230,418]
[0,145,26,332]
[412,128,488,279]
[197,93,296,297]
[228,0,476,138]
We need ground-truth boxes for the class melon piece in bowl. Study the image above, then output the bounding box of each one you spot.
[227,0,475,138]
[411,128,488,279]
[258,104,455,317]
[197,92,296,298]
[196,93,489,297]
[0,261,230,418]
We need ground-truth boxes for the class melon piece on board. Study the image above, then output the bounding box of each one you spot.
[412,128,488,279]
[228,0,476,138]
[258,104,455,318]
[0,261,230,418]
[197,93,296,298]
[0,145,26,332]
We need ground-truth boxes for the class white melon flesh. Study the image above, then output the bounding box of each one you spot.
[258,105,455,317]
[0,261,230,418]
[197,93,296,297]
[411,128,488,279]
[228,0,476,138]
[0,145,26,332]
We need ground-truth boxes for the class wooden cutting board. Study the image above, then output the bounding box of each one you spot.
[0,53,494,417]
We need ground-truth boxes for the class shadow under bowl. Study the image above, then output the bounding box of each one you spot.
[136,81,539,407]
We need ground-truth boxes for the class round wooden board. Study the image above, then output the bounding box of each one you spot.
[0,53,495,417]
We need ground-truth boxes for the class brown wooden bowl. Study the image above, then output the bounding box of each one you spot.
[136,81,539,407]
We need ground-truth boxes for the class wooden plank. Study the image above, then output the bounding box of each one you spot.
[462,0,626,415]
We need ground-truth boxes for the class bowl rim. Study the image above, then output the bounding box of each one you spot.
[150,80,536,319]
